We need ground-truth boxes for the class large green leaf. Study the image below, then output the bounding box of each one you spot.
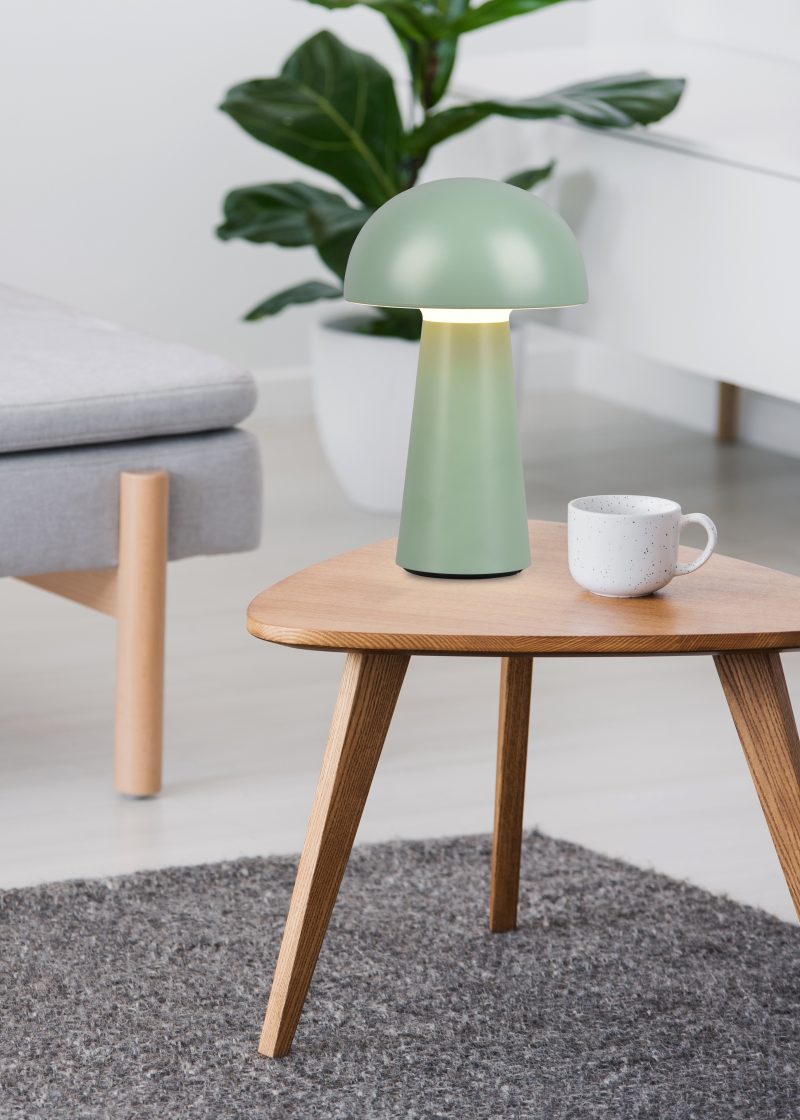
[243,280,342,321]
[220,31,404,207]
[453,0,575,34]
[405,73,686,157]
[216,181,370,279]
[304,1,466,109]
[505,160,555,189]
[550,72,687,126]
[217,182,361,245]
[301,1,574,110]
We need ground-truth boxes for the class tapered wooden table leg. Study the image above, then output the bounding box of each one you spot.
[715,651,800,919]
[260,651,410,1058]
[490,656,533,933]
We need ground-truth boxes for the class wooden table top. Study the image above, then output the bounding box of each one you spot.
[247,521,800,656]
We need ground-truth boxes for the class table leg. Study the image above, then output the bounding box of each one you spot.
[490,656,533,932]
[715,651,800,919]
[259,650,410,1058]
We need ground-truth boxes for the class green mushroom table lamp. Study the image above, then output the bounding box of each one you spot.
[344,177,588,578]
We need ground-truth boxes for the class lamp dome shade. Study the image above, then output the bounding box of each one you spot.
[344,177,588,311]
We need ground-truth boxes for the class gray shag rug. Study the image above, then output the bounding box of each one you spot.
[1,832,798,1120]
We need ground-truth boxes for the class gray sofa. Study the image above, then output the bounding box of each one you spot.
[0,284,262,795]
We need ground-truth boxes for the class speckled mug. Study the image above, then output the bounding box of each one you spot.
[568,495,717,598]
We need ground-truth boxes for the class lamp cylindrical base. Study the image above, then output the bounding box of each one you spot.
[396,319,531,578]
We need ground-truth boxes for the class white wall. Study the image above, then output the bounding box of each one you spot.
[586,0,800,57]
[0,0,588,373]
[1,1,389,371]
[666,0,800,60]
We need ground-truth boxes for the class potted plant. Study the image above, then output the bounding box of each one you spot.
[217,0,684,512]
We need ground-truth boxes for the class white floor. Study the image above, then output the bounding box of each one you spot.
[2,391,799,924]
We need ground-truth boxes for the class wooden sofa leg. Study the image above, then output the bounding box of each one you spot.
[115,471,169,797]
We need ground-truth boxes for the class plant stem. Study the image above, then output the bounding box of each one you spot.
[401,41,443,189]
[421,45,440,113]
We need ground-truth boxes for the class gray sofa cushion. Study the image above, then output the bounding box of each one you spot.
[0,429,262,577]
[0,285,257,453]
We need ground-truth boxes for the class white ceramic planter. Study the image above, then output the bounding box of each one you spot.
[311,314,524,515]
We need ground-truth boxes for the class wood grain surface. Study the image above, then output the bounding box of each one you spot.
[260,651,410,1058]
[490,656,533,932]
[114,471,169,797]
[248,522,800,656]
[716,652,800,918]
[19,568,118,617]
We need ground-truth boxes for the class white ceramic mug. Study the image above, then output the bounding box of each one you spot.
[568,495,717,598]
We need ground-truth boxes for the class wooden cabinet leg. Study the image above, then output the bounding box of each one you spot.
[716,381,740,442]
[490,656,533,932]
[260,651,410,1058]
[715,651,800,919]
[114,470,169,797]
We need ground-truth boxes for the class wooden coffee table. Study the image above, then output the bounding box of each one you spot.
[247,521,800,1058]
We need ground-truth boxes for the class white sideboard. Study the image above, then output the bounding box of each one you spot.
[457,41,800,413]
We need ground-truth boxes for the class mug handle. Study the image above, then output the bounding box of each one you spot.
[674,513,718,576]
